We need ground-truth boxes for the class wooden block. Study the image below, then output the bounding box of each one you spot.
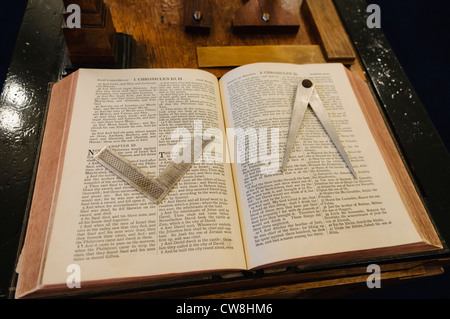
[63,4,117,64]
[184,0,211,33]
[232,0,300,34]
[197,45,325,68]
[301,0,356,64]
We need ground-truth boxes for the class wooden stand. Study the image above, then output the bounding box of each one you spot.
[232,0,300,34]
[184,0,212,33]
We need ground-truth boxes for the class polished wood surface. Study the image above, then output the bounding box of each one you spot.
[302,0,356,64]
[196,44,325,67]
[104,0,315,77]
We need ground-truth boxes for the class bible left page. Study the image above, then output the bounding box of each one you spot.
[41,68,246,287]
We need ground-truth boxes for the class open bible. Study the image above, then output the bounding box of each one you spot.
[15,63,442,298]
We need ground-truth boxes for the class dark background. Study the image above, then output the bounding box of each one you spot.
[0,0,449,298]
[348,0,450,298]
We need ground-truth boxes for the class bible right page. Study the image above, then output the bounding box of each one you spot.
[219,63,424,269]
